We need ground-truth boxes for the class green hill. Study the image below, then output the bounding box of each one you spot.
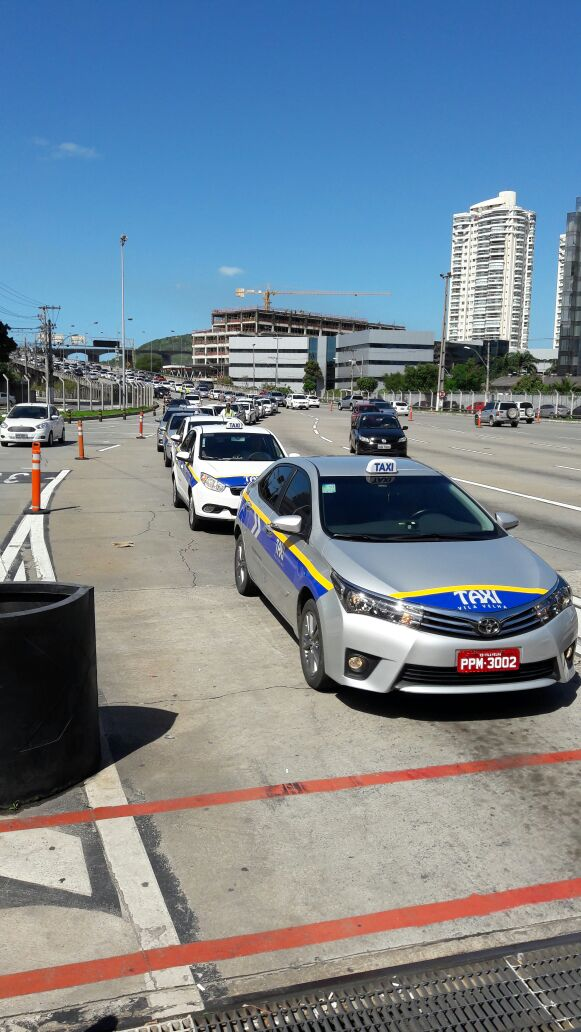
[137,334,192,364]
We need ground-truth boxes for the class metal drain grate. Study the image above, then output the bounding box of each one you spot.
[186,936,581,1032]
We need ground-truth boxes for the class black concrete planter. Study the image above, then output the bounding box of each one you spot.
[0,583,100,808]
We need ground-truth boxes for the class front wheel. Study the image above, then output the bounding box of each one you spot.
[234,535,257,596]
[188,492,203,531]
[172,477,184,508]
[164,449,172,468]
[299,599,333,691]
[47,432,53,447]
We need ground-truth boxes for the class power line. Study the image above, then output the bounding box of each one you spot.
[0,280,44,307]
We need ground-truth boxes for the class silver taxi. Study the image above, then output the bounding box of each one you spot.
[234,456,577,695]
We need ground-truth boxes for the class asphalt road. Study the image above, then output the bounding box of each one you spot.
[0,407,580,1030]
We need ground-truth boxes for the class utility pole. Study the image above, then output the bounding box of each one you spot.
[485,340,491,399]
[120,234,127,407]
[436,272,452,411]
[39,305,61,408]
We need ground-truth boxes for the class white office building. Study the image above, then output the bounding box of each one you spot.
[553,233,566,350]
[447,191,536,351]
[228,334,330,391]
[335,329,434,390]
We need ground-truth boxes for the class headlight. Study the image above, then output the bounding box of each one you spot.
[200,473,226,492]
[35,422,49,430]
[358,435,370,442]
[398,436,407,442]
[331,571,423,628]
[535,578,572,623]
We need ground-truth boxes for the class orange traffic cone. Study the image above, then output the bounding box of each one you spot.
[408,405,413,421]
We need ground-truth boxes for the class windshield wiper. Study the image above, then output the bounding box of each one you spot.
[330,533,393,541]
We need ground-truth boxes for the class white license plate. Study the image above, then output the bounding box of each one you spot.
[15,434,29,439]
[378,443,391,450]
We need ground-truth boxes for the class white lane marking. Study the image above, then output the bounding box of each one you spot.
[84,755,200,996]
[40,468,69,509]
[144,433,154,438]
[0,829,91,895]
[14,561,26,582]
[341,445,350,451]
[557,465,581,472]
[450,447,492,456]
[98,444,121,452]
[320,435,333,443]
[454,478,581,513]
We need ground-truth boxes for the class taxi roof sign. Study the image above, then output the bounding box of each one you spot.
[224,419,244,429]
[365,458,398,475]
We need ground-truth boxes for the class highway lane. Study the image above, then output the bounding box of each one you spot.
[1,409,581,1028]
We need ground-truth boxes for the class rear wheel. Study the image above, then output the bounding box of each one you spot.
[188,492,203,531]
[511,421,518,428]
[164,448,171,468]
[299,599,333,691]
[60,427,65,443]
[234,535,257,596]
[527,418,534,424]
[489,417,494,427]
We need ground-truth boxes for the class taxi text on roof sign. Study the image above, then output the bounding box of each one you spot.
[365,458,398,475]
[225,419,244,429]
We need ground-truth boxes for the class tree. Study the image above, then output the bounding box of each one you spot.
[552,376,576,393]
[303,358,323,394]
[404,363,438,393]
[216,374,233,386]
[356,376,378,394]
[444,358,485,392]
[0,322,17,368]
[491,349,538,379]
[383,372,405,392]
[514,373,546,394]
[135,352,163,372]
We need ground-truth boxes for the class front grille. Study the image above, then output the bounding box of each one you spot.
[9,426,34,433]
[421,602,544,639]
[398,658,557,687]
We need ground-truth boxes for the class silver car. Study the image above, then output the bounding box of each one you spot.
[234,456,577,695]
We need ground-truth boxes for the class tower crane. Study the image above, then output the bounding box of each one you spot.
[234,287,391,312]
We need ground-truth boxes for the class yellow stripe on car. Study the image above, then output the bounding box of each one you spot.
[242,492,333,592]
[390,584,548,600]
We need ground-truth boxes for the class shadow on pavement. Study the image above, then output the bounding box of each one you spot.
[99,704,177,764]
[84,1020,118,1031]
[337,673,580,722]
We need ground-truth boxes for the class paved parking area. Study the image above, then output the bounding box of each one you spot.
[1,408,580,1030]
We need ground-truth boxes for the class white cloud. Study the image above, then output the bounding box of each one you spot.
[218,265,243,277]
[53,141,99,160]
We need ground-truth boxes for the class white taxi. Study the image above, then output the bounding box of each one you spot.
[172,419,288,530]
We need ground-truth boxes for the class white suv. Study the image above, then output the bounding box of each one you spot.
[516,401,535,424]
[288,394,310,409]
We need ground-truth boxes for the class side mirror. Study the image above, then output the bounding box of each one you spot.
[401,424,408,430]
[170,433,181,442]
[176,449,189,461]
[496,511,519,530]
[270,514,303,535]
[288,452,301,457]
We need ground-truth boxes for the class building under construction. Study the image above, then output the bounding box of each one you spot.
[192,307,404,372]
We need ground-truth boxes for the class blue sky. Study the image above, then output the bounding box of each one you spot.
[1,0,579,348]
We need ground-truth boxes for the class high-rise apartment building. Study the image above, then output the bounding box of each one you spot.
[556,198,581,376]
[553,234,566,350]
[447,191,536,351]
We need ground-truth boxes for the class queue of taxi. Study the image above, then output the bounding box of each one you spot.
[157,400,578,699]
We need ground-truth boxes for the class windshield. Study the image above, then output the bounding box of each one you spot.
[319,475,501,541]
[8,405,49,419]
[167,413,187,431]
[358,415,400,429]
[200,433,284,461]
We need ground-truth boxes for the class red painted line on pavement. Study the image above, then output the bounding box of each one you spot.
[1,876,581,999]
[1,749,580,834]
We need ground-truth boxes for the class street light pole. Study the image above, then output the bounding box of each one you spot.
[436,272,452,411]
[463,343,490,398]
[120,234,127,407]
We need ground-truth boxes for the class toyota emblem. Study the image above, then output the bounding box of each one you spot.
[478,617,501,637]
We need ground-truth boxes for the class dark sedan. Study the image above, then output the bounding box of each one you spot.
[349,412,408,456]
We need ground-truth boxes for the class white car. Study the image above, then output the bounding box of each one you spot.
[394,400,410,416]
[0,403,65,447]
[288,394,310,409]
[307,396,320,408]
[166,413,224,466]
[172,419,288,530]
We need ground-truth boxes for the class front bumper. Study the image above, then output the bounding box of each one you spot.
[354,440,407,456]
[317,593,578,694]
[193,481,242,521]
[1,428,53,443]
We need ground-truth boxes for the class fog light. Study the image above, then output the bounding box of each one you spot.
[348,654,366,672]
[565,643,576,662]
